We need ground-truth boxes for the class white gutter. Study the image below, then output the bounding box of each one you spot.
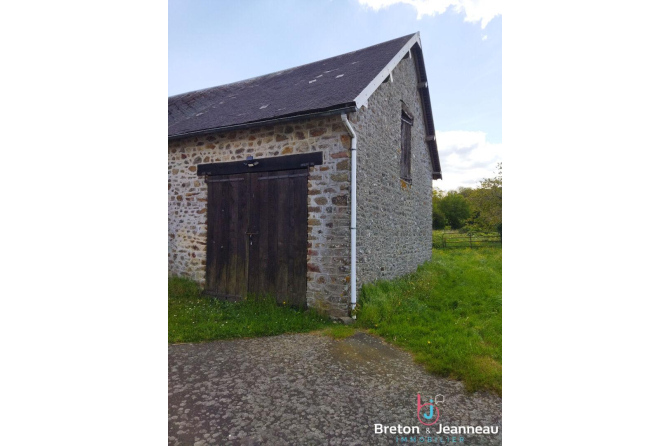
[341,113,357,318]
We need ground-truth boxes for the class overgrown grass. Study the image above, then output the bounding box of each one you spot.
[168,277,330,343]
[356,248,502,395]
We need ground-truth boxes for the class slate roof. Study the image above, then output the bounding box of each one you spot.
[168,34,418,136]
[168,33,441,179]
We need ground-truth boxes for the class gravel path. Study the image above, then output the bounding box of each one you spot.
[169,331,502,445]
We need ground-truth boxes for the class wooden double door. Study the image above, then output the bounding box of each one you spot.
[205,168,308,308]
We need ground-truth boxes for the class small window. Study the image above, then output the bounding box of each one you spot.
[400,108,413,181]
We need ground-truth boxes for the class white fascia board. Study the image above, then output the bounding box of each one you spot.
[353,33,421,109]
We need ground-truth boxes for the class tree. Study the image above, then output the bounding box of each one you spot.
[457,186,475,200]
[466,163,502,234]
[432,189,447,229]
[437,190,471,229]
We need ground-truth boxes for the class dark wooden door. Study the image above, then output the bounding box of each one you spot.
[247,168,308,308]
[205,168,308,308]
[205,173,249,299]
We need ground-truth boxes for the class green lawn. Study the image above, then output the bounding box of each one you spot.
[356,247,502,395]
[168,277,330,343]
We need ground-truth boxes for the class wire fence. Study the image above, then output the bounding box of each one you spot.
[432,232,502,249]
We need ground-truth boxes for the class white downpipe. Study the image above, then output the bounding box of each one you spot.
[341,113,357,318]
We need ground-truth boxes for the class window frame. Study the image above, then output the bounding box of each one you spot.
[400,103,414,182]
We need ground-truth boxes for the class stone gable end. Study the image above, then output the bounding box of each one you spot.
[351,56,433,288]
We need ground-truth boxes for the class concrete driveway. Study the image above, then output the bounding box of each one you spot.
[169,331,502,445]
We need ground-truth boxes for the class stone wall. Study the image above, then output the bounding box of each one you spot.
[350,56,434,291]
[168,114,352,316]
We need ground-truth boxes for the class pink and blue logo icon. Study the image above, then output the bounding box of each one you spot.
[416,393,440,426]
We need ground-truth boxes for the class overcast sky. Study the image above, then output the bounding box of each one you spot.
[169,0,502,191]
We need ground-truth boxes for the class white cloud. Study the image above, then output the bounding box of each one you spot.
[432,130,502,192]
[357,0,501,28]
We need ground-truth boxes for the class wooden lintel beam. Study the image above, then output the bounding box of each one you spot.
[198,152,323,177]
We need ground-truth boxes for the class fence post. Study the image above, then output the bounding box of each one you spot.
[469,233,473,248]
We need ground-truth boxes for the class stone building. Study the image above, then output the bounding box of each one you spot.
[168,32,442,316]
